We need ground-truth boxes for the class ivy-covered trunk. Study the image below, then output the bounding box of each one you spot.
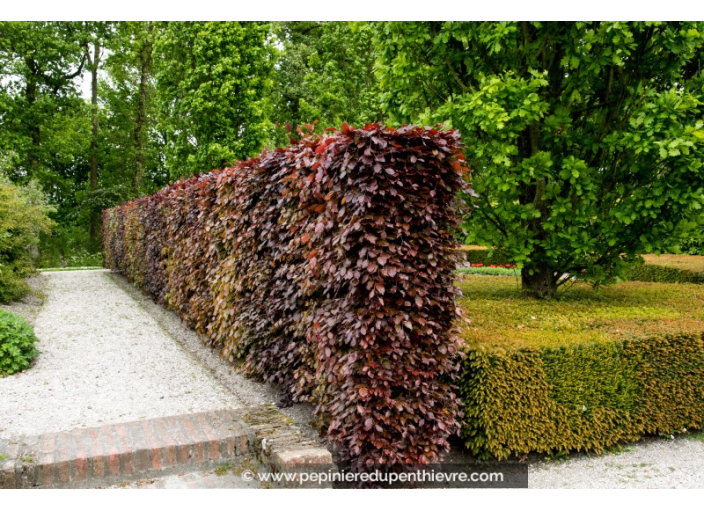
[521,262,558,299]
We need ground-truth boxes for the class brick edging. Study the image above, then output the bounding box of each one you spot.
[235,405,337,488]
[1,405,336,489]
[0,409,250,489]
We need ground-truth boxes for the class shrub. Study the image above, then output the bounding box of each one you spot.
[461,333,704,459]
[456,266,518,276]
[456,275,704,458]
[0,309,39,376]
[458,245,515,267]
[625,264,704,284]
[38,225,102,269]
[0,178,53,303]
[103,124,467,471]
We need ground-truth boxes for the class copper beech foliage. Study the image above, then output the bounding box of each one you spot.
[103,123,468,470]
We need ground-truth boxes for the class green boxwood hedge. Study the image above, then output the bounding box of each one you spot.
[459,246,515,267]
[460,333,704,459]
[625,261,704,284]
[456,274,704,459]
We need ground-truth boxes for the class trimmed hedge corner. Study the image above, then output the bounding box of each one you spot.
[458,245,515,267]
[103,124,467,471]
[456,275,704,459]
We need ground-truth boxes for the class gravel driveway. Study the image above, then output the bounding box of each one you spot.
[0,270,240,437]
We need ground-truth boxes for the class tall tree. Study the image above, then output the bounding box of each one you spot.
[100,21,166,201]
[0,22,87,182]
[81,22,115,240]
[270,22,382,144]
[375,21,704,298]
[132,22,154,194]
[153,21,274,178]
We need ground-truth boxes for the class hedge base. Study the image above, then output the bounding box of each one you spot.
[460,333,704,459]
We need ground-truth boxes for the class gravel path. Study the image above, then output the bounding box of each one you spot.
[108,272,320,439]
[4,269,703,488]
[529,436,704,488]
[0,270,240,438]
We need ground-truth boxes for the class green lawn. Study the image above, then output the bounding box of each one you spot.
[457,274,704,350]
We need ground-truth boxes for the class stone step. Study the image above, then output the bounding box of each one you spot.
[0,409,251,489]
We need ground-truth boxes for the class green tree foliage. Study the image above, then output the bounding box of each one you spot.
[0,177,53,302]
[270,22,382,145]
[0,22,97,263]
[374,21,704,298]
[99,22,166,199]
[153,22,274,178]
[0,22,88,183]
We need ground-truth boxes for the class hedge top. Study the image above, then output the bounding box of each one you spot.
[458,274,704,350]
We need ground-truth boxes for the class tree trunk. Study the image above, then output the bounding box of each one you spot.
[89,42,101,241]
[521,262,558,299]
[133,22,153,196]
[25,78,40,179]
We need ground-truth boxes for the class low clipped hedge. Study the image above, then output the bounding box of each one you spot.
[625,263,704,284]
[456,275,704,459]
[458,245,515,266]
[625,255,704,284]
[461,334,704,459]
[103,124,467,471]
[458,248,704,285]
[0,309,39,376]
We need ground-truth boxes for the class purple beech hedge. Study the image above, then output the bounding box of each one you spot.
[103,123,469,471]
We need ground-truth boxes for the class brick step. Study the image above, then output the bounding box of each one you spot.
[0,409,251,489]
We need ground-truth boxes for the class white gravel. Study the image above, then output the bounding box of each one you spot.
[529,436,704,488]
[0,270,241,438]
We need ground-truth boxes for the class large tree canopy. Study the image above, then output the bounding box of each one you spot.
[270,21,383,145]
[0,21,88,184]
[374,21,704,297]
[153,21,274,179]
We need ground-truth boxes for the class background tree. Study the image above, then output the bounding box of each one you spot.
[270,21,383,145]
[0,22,96,265]
[153,21,274,179]
[0,22,87,183]
[374,21,704,298]
[82,21,116,240]
[99,21,166,200]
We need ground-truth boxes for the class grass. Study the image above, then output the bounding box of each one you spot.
[457,274,704,350]
[688,431,704,442]
[214,463,234,476]
[641,254,704,273]
[458,244,488,251]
